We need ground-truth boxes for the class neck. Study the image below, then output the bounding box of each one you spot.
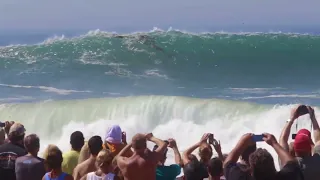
[209,176,220,180]
[239,159,248,165]
[72,148,80,152]
[28,152,38,157]
[50,169,62,177]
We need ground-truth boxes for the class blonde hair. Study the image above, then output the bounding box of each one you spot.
[78,142,90,164]
[96,149,114,168]
[43,144,63,170]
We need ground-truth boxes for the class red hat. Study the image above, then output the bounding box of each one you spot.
[294,129,312,153]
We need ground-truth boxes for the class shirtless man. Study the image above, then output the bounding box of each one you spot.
[116,133,168,180]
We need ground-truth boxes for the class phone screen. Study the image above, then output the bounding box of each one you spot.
[208,134,214,144]
[252,135,264,142]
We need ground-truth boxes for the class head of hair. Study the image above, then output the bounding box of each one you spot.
[198,143,213,161]
[96,149,114,173]
[207,157,223,177]
[249,148,276,180]
[183,158,205,180]
[241,143,257,163]
[132,133,147,151]
[88,136,103,156]
[70,131,84,151]
[24,134,40,153]
[78,142,90,164]
[153,145,168,164]
[44,145,63,170]
[0,128,5,145]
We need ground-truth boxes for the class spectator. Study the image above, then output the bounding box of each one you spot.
[43,145,73,180]
[62,131,85,175]
[207,157,223,180]
[279,105,320,180]
[116,133,168,180]
[78,142,90,164]
[73,136,103,180]
[15,134,46,180]
[155,138,183,180]
[224,133,303,180]
[80,149,115,180]
[0,127,5,145]
[103,125,133,157]
[0,123,27,180]
[182,133,214,179]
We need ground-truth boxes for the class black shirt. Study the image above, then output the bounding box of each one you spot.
[224,161,303,180]
[0,142,27,180]
[15,155,46,180]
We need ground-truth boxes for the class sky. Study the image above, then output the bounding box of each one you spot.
[0,0,320,32]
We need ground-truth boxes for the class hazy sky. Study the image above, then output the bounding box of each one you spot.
[0,0,319,31]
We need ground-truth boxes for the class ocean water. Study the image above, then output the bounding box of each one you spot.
[0,28,319,169]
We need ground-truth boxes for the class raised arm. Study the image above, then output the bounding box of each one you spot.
[168,138,183,166]
[146,133,168,159]
[183,133,210,165]
[308,106,320,143]
[223,133,253,169]
[212,139,224,160]
[263,133,294,166]
[116,143,132,168]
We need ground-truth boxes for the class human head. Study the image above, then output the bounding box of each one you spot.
[294,129,312,157]
[132,133,147,151]
[198,143,213,162]
[8,123,26,144]
[0,128,5,145]
[241,143,257,164]
[44,145,63,171]
[249,148,276,180]
[78,142,90,164]
[24,134,40,154]
[88,136,103,156]
[105,125,122,144]
[207,157,223,178]
[96,149,114,174]
[183,158,205,180]
[153,145,168,164]
[70,131,85,152]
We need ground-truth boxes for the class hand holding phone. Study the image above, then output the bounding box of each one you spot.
[252,134,264,142]
[297,105,309,116]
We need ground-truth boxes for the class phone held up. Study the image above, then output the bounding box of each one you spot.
[208,134,214,144]
[252,134,264,142]
[0,122,5,128]
[297,105,309,116]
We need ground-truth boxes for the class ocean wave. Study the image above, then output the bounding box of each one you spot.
[242,94,320,100]
[0,84,91,95]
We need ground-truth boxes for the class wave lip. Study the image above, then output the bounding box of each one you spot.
[242,94,320,100]
[0,84,91,95]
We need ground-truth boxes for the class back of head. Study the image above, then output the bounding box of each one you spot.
[153,145,168,163]
[96,149,114,171]
[78,142,90,164]
[24,134,40,153]
[105,125,122,144]
[8,123,26,143]
[249,148,276,180]
[44,145,63,170]
[70,131,84,151]
[88,135,103,156]
[294,129,312,157]
[0,128,5,145]
[241,143,257,163]
[183,158,206,180]
[208,157,223,177]
[132,133,146,151]
[198,143,213,161]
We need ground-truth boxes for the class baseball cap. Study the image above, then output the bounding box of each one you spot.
[294,129,312,153]
[9,123,26,136]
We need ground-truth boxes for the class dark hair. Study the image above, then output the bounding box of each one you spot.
[183,158,206,180]
[131,134,146,150]
[24,134,40,152]
[241,143,257,163]
[70,131,84,151]
[9,134,25,143]
[88,136,103,156]
[208,157,223,177]
[249,148,276,180]
[45,147,63,170]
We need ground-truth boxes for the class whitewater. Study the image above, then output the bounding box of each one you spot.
[1,28,320,170]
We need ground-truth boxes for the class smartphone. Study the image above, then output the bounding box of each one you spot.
[208,134,214,144]
[0,122,5,127]
[297,105,309,116]
[252,135,264,142]
[292,134,297,140]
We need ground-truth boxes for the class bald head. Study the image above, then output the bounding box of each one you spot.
[132,133,147,150]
